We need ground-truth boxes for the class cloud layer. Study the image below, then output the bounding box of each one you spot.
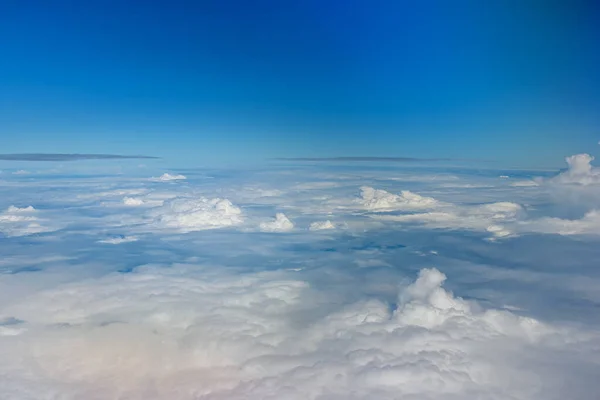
[1,150,600,399]
[2,266,591,400]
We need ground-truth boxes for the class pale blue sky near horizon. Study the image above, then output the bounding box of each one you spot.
[1,1,599,168]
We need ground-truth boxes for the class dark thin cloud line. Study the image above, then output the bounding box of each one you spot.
[0,154,160,161]
[273,157,453,162]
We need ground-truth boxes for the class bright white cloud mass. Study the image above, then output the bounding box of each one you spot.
[259,212,295,232]
[553,154,600,185]
[1,153,600,399]
[359,186,442,211]
[151,173,188,182]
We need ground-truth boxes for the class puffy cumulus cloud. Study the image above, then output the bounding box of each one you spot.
[0,206,54,237]
[394,268,550,340]
[123,197,144,206]
[553,154,600,185]
[259,212,294,232]
[309,220,335,231]
[359,186,441,211]
[356,183,532,239]
[151,173,187,182]
[152,197,243,232]
[0,266,593,400]
[367,181,600,237]
[541,153,600,213]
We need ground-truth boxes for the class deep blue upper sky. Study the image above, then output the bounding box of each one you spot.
[1,1,599,167]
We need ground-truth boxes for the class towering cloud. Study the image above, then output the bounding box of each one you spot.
[553,154,600,185]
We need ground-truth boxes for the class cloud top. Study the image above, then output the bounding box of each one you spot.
[123,197,144,206]
[309,220,335,230]
[553,154,600,185]
[153,197,243,232]
[259,213,294,232]
[151,173,187,182]
[360,186,440,211]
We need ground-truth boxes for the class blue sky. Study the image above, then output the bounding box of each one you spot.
[1,1,599,167]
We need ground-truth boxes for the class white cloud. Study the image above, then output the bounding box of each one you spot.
[522,210,600,235]
[371,181,600,237]
[309,220,335,231]
[373,201,523,239]
[259,213,294,232]
[486,224,513,238]
[359,186,440,211]
[0,205,54,237]
[123,197,144,206]
[6,205,35,213]
[510,180,540,187]
[12,170,29,175]
[76,189,148,201]
[537,153,600,215]
[151,173,187,182]
[553,154,600,185]
[0,266,592,399]
[3,150,600,398]
[98,235,139,244]
[151,197,243,232]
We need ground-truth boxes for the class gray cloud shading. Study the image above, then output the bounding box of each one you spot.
[0,154,159,162]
